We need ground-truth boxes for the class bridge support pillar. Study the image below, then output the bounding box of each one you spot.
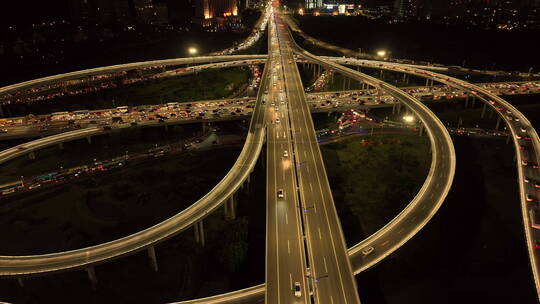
[327,111,332,117]
[86,267,97,291]
[495,115,502,130]
[379,70,383,79]
[419,124,424,136]
[194,222,200,243]
[225,194,237,220]
[465,96,469,108]
[425,78,430,86]
[17,277,24,288]
[164,125,168,132]
[147,245,158,272]
[392,103,396,115]
[402,73,407,83]
[0,105,4,117]
[198,221,205,247]
[58,142,64,150]
[86,136,92,144]
[506,134,511,144]
[397,102,402,114]
[29,152,36,160]
[481,103,487,118]
[472,96,476,108]
[489,107,495,119]
[202,123,207,134]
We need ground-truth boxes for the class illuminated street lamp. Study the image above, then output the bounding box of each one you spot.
[403,115,415,123]
[188,47,198,56]
[377,50,387,58]
[298,8,304,15]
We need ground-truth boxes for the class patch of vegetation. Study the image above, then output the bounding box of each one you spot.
[0,146,242,255]
[321,134,430,245]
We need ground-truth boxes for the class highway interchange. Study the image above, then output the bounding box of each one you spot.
[0,2,539,303]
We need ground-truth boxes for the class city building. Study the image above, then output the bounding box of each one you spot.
[305,0,324,9]
[134,0,169,24]
[68,0,133,25]
[195,0,239,19]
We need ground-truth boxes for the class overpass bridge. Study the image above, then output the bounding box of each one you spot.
[1,4,538,304]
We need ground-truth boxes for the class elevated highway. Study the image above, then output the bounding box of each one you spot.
[5,31,537,304]
[0,62,270,277]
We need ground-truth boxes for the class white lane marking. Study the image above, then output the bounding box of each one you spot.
[288,240,290,254]
[330,295,335,304]
[324,257,328,272]
[310,182,313,191]
[286,212,289,225]
[289,273,293,289]
[381,240,389,246]
[319,228,322,240]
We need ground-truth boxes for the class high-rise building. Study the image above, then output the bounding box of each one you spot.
[393,0,428,19]
[134,0,169,24]
[68,0,134,24]
[195,0,239,19]
[113,0,133,24]
[305,0,324,9]
[68,0,95,23]
[95,0,116,24]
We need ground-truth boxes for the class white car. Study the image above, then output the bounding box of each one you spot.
[277,189,284,198]
[276,118,280,124]
[283,150,289,157]
[294,282,301,298]
[361,246,374,256]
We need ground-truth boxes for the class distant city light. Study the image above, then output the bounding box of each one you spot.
[377,50,387,57]
[188,47,198,55]
[403,115,415,123]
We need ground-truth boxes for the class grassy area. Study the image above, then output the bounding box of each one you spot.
[0,145,242,255]
[4,67,251,117]
[357,136,537,304]
[0,140,266,304]
[321,134,431,245]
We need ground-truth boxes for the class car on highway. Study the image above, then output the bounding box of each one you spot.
[527,194,536,202]
[0,129,8,133]
[283,150,289,157]
[277,189,284,199]
[294,282,301,298]
[276,118,280,124]
[28,183,41,190]
[536,240,540,249]
[361,246,374,256]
